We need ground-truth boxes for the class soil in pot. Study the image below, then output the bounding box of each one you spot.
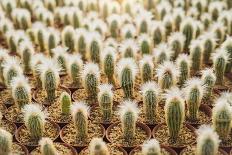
[72,88,98,105]
[60,122,105,147]
[180,146,228,155]
[30,143,77,155]
[106,122,151,148]
[114,88,142,103]
[16,121,60,146]
[129,145,177,155]
[0,89,13,107]
[0,119,17,135]
[60,75,83,90]
[12,143,29,155]
[152,124,196,148]
[202,90,220,107]
[0,101,7,115]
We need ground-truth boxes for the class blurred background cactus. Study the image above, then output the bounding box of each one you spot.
[89,138,109,155]
[39,137,57,155]
[0,128,12,155]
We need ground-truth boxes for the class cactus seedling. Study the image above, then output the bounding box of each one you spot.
[98,84,113,122]
[201,68,216,101]
[141,81,160,124]
[173,8,185,31]
[164,87,185,142]
[0,128,12,155]
[46,27,60,56]
[71,102,89,140]
[196,125,220,155]
[119,39,138,59]
[176,54,191,87]
[153,43,172,65]
[75,28,87,59]
[0,0,16,17]
[168,32,185,60]
[139,55,154,83]
[150,21,165,46]
[221,36,232,73]
[36,25,47,52]
[60,92,72,115]
[163,14,174,37]
[138,34,152,55]
[119,100,139,142]
[142,139,161,155]
[189,39,203,74]
[107,14,121,38]
[117,58,138,98]
[87,31,102,64]
[121,24,136,39]
[201,13,211,30]
[61,26,75,53]
[89,138,109,155]
[39,137,58,155]
[209,1,225,21]
[23,104,46,140]
[90,19,108,37]
[51,46,68,72]
[135,11,152,34]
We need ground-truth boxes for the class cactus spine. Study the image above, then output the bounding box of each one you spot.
[168,32,185,60]
[201,33,216,64]
[51,46,68,72]
[201,68,216,101]
[60,92,72,115]
[164,87,185,142]
[39,137,57,155]
[87,32,102,64]
[138,34,152,55]
[61,26,75,52]
[180,18,195,51]
[0,128,12,155]
[119,39,138,59]
[142,139,161,155]
[151,22,165,46]
[75,28,87,59]
[222,37,232,73]
[189,40,203,74]
[139,55,154,83]
[89,138,109,155]
[141,82,160,124]
[0,49,9,84]
[176,54,190,87]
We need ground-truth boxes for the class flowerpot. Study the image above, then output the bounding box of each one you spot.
[60,75,83,92]
[180,146,228,155]
[129,145,177,155]
[13,143,29,155]
[79,145,128,155]
[0,89,13,107]
[1,119,17,136]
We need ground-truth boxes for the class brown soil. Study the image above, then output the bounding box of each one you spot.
[185,110,211,125]
[180,146,226,155]
[0,89,13,106]
[12,143,27,155]
[0,102,6,115]
[5,105,24,123]
[72,88,98,105]
[1,119,16,135]
[131,147,172,155]
[114,88,142,103]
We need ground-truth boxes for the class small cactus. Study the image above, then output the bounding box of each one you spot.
[107,14,121,38]
[98,84,113,122]
[141,81,160,124]
[196,125,220,155]
[211,22,226,45]
[153,43,172,65]
[150,21,165,46]
[168,32,185,60]
[156,1,171,20]
[46,27,60,56]
[23,104,46,140]
[201,68,216,101]
[117,58,138,98]
[89,138,109,155]
[163,14,174,37]
[70,9,83,28]
[209,1,225,21]
[61,26,75,53]
[60,92,72,115]
[119,39,138,59]
[75,28,87,59]
[139,55,154,83]
[0,128,12,155]
[176,54,191,87]
[135,11,152,34]
[11,8,31,30]
[36,26,47,52]
[0,0,17,17]
[71,102,89,140]
[121,24,136,39]
[164,87,185,141]
[51,46,68,72]
[39,137,58,155]
[189,39,203,74]
[142,139,161,155]
[173,8,185,31]
[0,49,9,84]
[138,34,152,55]
[119,100,139,142]
[221,37,232,73]
[201,13,211,30]
[6,30,17,52]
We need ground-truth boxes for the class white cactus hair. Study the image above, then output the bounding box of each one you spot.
[141,81,160,98]
[39,137,57,153]
[118,100,139,121]
[139,55,154,72]
[90,19,107,36]
[142,139,161,155]
[153,43,172,64]
[71,101,89,118]
[101,46,117,64]
[168,32,186,51]
[67,54,83,79]
[163,86,184,105]
[219,91,232,106]
[98,84,113,102]
[138,33,152,49]
[213,98,232,123]
[199,32,217,47]
[211,48,230,64]
[18,40,35,55]
[82,62,100,83]
[104,38,118,49]
[176,54,191,67]
[201,68,216,82]
[0,48,9,60]
[89,137,109,155]
[30,53,47,74]
[121,23,136,39]
[221,36,232,50]
[119,39,139,58]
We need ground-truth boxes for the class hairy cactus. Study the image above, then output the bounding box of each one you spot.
[89,138,109,155]
[184,78,205,122]
[142,139,161,155]
[156,1,171,20]
[98,84,113,122]
[211,22,226,45]
[201,68,216,101]
[168,32,185,60]
[36,26,47,52]
[6,30,17,52]
[51,46,68,72]
[176,54,191,87]
[156,61,179,90]
[135,11,152,34]
[139,55,154,83]
[0,0,16,17]
[212,49,229,85]
[71,102,89,140]
[119,100,139,142]
[11,8,31,30]
[61,26,75,53]
[60,92,72,115]
[150,21,165,46]
[201,13,211,30]
[189,39,203,74]
[0,49,9,84]
[91,19,108,36]
[163,14,174,37]
[119,39,138,59]
[87,32,102,64]
[82,63,100,102]
[164,87,185,141]
[39,137,57,155]
[44,0,57,11]
[173,8,184,31]
[75,28,87,59]
[153,43,171,65]
[0,128,12,155]
[107,14,121,38]
[138,34,152,55]
[196,125,219,155]
[121,24,136,39]
[23,104,46,140]
[141,82,160,124]
[46,28,60,56]
[212,98,232,141]
[209,1,225,21]
[221,37,232,73]
[117,58,138,98]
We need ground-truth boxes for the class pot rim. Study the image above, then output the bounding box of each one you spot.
[129,145,177,155]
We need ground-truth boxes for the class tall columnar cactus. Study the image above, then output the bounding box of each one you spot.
[184,78,205,121]
[150,21,165,46]
[121,24,136,39]
[51,46,68,72]
[164,87,185,141]
[60,92,72,115]
[75,28,87,59]
[107,14,121,38]
[139,55,154,83]
[201,13,211,30]
[135,11,152,34]
[196,125,219,155]
[212,98,232,141]
[67,54,83,87]
[201,68,216,101]
[221,37,232,73]
[119,100,139,142]
[212,49,229,85]
[156,61,179,90]
[163,14,174,37]
[142,139,161,155]
[119,39,138,59]
[23,104,46,140]
[153,43,171,65]
[138,34,152,55]
[168,32,185,60]
[189,39,203,74]
[117,58,138,98]
[141,82,160,124]
[61,26,75,53]
[173,8,185,31]
[71,102,89,140]
[39,59,60,103]
[101,46,116,85]
[211,22,226,45]
[176,54,191,87]
[36,26,47,52]
[0,128,12,155]
[39,137,57,155]
[87,32,102,64]
[46,28,60,56]
[201,32,216,64]
[98,84,113,122]
[82,63,100,102]
[0,49,9,84]
[89,138,109,155]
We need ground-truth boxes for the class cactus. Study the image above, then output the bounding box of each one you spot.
[98,84,113,122]
[201,13,211,30]
[51,46,68,72]
[212,49,229,85]
[0,128,12,155]
[135,11,152,34]
[220,92,232,106]
[164,87,185,142]
[0,0,16,17]
[44,0,57,11]
[163,14,174,37]
[156,2,171,20]
[23,104,46,140]
[104,38,118,49]
[209,1,225,21]
[107,14,121,38]
[201,32,216,64]
[60,92,72,115]
[119,39,138,58]
[150,21,165,46]
[211,22,226,45]
[0,49,9,84]
[71,102,89,140]
[61,26,75,52]
[184,78,205,122]
[89,138,109,155]
[173,8,184,31]
[36,26,47,52]
[153,43,171,65]
[221,37,232,73]
[176,54,191,87]
[11,8,31,30]
[0,18,14,34]
[119,100,139,142]
[196,125,219,155]
[39,137,58,155]
[141,82,160,124]
[117,58,138,98]
[189,39,203,74]
[82,63,100,102]
[142,139,161,155]
[46,28,60,56]
[194,21,203,38]
[138,34,152,55]
[6,30,17,52]
[212,98,232,141]
[101,46,116,85]
[168,32,185,60]
[75,28,87,59]
[156,61,179,90]
[201,68,216,101]
[91,19,107,36]
[121,24,136,39]
[87,32,102,64]
[139,55,154,83]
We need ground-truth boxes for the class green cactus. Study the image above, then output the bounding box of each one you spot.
[7,32,17,52]
[0,128,12,155]
[60,92,72,115]
[76,32,86,59]
[201,69,216,101]
[139,35,151,55]
[163,15,173,37]
[47,30,59,56]
[37,28,46,52]
[202,35,215,64]
[222,38,232,73]
[89,40,101,64]
[168,32,185,60]
[72,11,81,28]
[39,137,57,155]
[120,67,134,98]
[68,56,82,87]
[142,139,161,155]
[181,19,195,51]
[139,56,153,83]
[110,20,118,38]
[152,24,164,46]
[62,26,75,52]
[176,54,190,87]
[0,51,9,84]
[190,40,202,74]
[89,138,109,155]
